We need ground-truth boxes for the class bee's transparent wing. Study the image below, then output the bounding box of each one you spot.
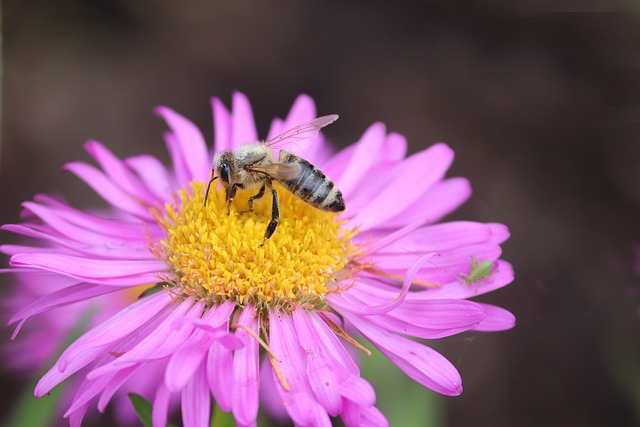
[249,163,302,181]
[265,114,338,152]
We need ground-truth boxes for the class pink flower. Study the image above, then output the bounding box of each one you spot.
[2,92,515,427]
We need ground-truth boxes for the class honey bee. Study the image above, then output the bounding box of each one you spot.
[204,114,345,244]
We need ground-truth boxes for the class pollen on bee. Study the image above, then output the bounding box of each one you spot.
[153,180,355,311]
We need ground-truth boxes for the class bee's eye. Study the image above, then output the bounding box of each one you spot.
[219,163,231,183]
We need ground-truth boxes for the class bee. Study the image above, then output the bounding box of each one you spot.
[204,114,345,245]
[459,256,496,286]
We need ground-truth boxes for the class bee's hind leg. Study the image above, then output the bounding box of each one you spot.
[260,186,279,247]
[247,184,266,211]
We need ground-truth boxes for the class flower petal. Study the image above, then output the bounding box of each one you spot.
[155,106,210,183]
[211,97,232,153]
[10,253,166,286]
[347,143,455,230]
[328,253,436,315]
[269,309,322,426]
[473,303,516,331]
[152,380,171,427]
[231,92,258,148]
[333,123,386,198]
[207,336,235,412]
[181,360,210,427]
[292,311,342,415]
[9,282,117,338]
[125,154,175,202]
[165,302,235,393]
[231,305,260,426]
[383,177,472,229]
[87,299,200,379]
[35,291,172,396]
[84,140,158,205]
[346,313,463,396]
[62,162,153,219]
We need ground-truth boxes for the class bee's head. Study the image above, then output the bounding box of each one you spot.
[213,152,233,187]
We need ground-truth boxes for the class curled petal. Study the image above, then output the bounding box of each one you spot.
[328,253,436,315]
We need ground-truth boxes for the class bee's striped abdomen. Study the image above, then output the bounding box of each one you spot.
[278,151,345,212]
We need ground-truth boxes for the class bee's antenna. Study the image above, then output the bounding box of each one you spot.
[204,175,218,206]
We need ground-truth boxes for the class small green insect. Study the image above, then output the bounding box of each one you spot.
[459,256,496,286]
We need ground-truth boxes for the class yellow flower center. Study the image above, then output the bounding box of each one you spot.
[154,181,357,312]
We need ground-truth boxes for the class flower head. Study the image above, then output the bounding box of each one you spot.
[3,92,515,426]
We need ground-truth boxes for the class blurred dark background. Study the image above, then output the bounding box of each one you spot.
[3,0,640,426]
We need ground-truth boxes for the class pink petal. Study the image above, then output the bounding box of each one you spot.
[62,162,153,219]
[367,299,484,339]
[10,253,167,286]
[35,291,172,396]
[410,259,514,300]
[487,223,510,245]
[366,221,499,255]
[88,299,200,378]
[333,123,386,198]
[207,336,234,412]
[84,140,157,205]
[231,92,258,148]
[339,376,376,408]
[67,401,90,427]
[268,309,318,426]
[266,94,317,141]
[343,400,388,427]
[473,303,516,331]
[328,254,436,315]
[125,154,176,202]
[346,313,463,396]
[155,106,210,183]
[368,242,503,284]
[29,195,161,240]
[164,132,192,186]
[347,143,455,230]
[165,303,235,393]
[292,311,342,415]
[19,200,147,244]
[181,360,210,427]
[211,97,232,153]
[152,380,171,427]
[1,224,153,260]
[9,282,117,337]
[65,362,139,416]
[97,364,142,412]
[382,177,472,229]
[231,305,260,426]
[259,358,290,422]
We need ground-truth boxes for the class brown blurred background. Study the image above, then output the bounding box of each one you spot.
[3,0,640,426]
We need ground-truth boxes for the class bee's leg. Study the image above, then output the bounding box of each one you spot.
[227,183,244,214]
[247,184,266,211]
[260,186,279,246]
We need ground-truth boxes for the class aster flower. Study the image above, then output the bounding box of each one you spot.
[2,92,515,427]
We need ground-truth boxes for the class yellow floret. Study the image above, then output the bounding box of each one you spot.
[154,181,357,312]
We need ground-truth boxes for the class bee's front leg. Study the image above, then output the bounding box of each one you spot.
[260,185,279,246]
[227,183,244,214]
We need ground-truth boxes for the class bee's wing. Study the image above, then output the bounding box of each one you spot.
[265,114,338,152]
[249,163,302,181]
